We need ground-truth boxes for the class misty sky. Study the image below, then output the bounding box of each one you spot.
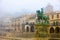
[0,0,60,17]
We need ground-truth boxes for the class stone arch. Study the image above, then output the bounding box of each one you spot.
[55,27,59,33]
[50,27,54,33]
[26,26,29,32]
[30,25,34,32]
[25,25,30,32]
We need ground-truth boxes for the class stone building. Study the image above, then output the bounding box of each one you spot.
[11,14,36,33]
[45,12,60,33]
[11,12,60,33]
[45,12,60,39]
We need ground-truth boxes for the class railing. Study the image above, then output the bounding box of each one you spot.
[0,36,60,40]
[0,33,60,40]
[49,33,60,38]
[0,32,60,40]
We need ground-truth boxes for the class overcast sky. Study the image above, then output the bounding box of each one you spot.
[0,0,60,17]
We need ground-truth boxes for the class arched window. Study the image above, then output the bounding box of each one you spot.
[30,25,34,32]
[50,27,54,33]
[55,27,59,33]
[57,14,59,18]
[26,27,29,32]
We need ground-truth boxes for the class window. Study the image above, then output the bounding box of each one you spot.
[55,27,59,33]
[50,27,54,33]
[30,25,34,32]
[57,14,59,18]
[52,15,54,19]
[26,27,29,32]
